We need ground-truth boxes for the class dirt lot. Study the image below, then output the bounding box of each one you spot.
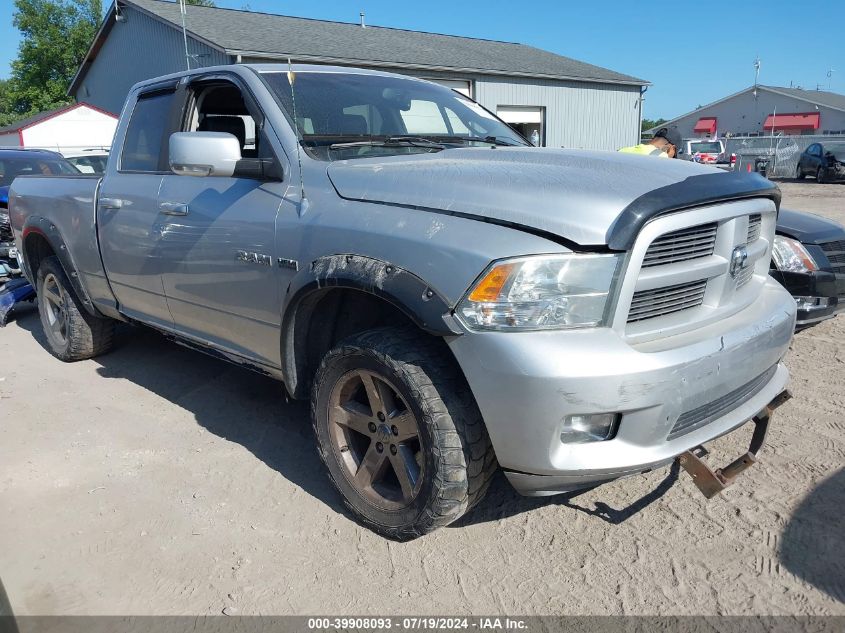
[1,181,843,616]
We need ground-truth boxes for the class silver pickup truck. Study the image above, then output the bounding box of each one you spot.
[10,64,796,539]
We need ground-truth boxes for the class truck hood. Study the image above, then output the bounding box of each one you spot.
[327,147,732,247]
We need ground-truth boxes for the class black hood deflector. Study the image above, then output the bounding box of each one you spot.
[608,171,781,250]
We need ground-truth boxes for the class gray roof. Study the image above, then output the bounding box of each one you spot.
[760,85,845,113]
[647,84,845,133]
[123,0,646,86]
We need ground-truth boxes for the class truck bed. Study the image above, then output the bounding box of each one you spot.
[9,175,117,314]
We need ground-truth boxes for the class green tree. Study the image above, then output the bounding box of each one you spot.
[1,0,102,123]
[185,0,215,6]
[0,80,15,127]
[641,117,668,133]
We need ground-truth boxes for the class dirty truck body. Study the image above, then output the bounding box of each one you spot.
[9,65,796,538]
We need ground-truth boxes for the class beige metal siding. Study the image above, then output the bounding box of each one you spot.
[474,77,642,151]
[74,6,231,115]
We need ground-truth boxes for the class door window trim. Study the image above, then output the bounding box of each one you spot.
[183,71,286,181]
[117,85,184,175]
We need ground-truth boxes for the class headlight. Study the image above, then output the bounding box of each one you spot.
[456,253,622,331]
[772,235,817,273]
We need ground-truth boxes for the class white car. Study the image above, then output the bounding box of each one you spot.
[61,150,110,175]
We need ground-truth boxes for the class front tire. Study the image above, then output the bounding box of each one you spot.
[312,326,496,539]
[36,256,115,361]
[817,167,827,184]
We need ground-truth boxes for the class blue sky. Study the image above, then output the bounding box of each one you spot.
[1,0,843,119]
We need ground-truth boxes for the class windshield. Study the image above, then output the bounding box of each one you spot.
[690,142,722,153]
[261,71,528,160]
[0,155,79,187]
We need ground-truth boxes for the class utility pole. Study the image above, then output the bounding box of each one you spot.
[179,0,191,70]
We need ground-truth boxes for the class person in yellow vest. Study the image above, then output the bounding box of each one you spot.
[619,127,683,159]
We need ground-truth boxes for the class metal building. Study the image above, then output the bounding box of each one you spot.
[647,85,845,139]
[0,102,118,154]
[69,0,648,151]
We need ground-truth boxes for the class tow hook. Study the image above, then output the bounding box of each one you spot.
[678,389,792,499]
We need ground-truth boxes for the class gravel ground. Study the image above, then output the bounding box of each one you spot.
[0,181,843,616]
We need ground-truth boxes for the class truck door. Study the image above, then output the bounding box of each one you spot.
[97,86,179,328]
[156,77,288,368]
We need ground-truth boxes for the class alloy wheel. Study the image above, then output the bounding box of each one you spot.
[41,273,68,346]
[327,369,424,510]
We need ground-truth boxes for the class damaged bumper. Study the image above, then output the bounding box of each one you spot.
[448,278,797,497]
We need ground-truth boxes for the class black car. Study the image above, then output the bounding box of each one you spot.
[770,209,845,326]
[795,141,845,183]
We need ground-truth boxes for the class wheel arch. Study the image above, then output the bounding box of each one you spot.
[21,217,100,317]
[280,254,463,399]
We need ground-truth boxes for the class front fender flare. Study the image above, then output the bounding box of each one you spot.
[280,254,463,397]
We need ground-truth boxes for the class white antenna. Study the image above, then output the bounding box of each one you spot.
[753,56,761,86]
[179,0,191,70]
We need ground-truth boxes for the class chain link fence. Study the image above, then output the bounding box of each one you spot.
[725,134,845,179]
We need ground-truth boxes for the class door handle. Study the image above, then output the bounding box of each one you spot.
[159,202,189,216]
[99,197,123,209]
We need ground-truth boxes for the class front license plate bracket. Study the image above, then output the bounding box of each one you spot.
[677,389,792,499]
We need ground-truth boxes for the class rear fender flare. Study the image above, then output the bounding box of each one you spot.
[21,216,100,317]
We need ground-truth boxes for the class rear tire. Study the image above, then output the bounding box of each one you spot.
[795,163,804,179]
[311,326,496,540]
[36,256,115,361]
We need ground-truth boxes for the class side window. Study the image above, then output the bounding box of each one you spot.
[121,90,175,172]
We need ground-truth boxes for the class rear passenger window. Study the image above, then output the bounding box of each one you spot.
[121,90,174,172]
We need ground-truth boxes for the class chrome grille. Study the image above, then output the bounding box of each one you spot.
[668,365,777,440]
[735,264,754,288]
[747,214,762,243]
[642,222,718,268]
[821,239,845,275]
[627,280,707,323]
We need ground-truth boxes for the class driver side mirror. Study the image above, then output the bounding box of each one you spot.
[169,132,241,177]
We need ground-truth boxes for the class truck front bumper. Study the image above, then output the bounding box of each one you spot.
[447,279,797,496]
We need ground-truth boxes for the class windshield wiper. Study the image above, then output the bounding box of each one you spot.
[329,136,446,150]
[422,135,523,147]
[482,136,522,147]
